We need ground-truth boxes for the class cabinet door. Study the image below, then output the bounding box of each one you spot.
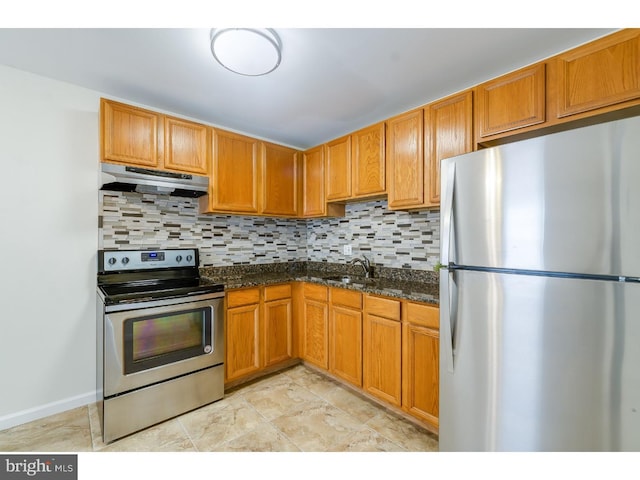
[476,63,546,139]
[363,313,402,406]
[329,305,362,387]
[261,143,299,217]
[163,116,210,175]
[210,130,261,214]
[263,297,293,367]
[386,108,425,210]
[352,122,386,198]
[101,98,160,168]
[556,30,640,118]
[302,297,329,369]
[402,322,439,427]
[226,302,261,382]
[301,145,326,217]
[425,91,473,205]
[326,135,351,201]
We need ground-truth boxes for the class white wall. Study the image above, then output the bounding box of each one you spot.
[0,65,100,429]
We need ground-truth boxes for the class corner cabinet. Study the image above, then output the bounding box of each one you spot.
[325,122,386,203]
[301,146,345,218]
[100,98,210,176]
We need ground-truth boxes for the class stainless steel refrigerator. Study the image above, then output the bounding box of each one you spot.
[439,115,640,451]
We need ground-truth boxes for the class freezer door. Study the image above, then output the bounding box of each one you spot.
[439,269,640,451]
[440,115,640,277]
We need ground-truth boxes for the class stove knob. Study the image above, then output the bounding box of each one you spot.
[186,255,193,262]
[176,255,183,262]
[122,257,129,265]
[107,257,116,265]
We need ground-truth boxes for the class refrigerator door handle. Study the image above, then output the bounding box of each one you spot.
[441,162,455,266]
[440,268,456,373]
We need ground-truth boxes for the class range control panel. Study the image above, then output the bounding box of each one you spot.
[99,249,198,272]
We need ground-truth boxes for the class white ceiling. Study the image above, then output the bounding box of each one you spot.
[0,28,616,149]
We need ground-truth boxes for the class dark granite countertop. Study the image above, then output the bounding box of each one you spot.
[200,262,440,305]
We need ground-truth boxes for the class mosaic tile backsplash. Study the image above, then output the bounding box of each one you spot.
[99,193,440,271]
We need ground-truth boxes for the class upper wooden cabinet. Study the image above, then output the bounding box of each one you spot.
[351,122,386,199]
[163,116,210,175]
[261,142,299,217]
[475,63,546,140]
[386,108,425,210]
[325,135,352,201]
[301,146,345,218]
[100,98,210,176]
[202,129,261,214]
[555,29,640,119]
[425,91,473,205]
[325,122,386,204]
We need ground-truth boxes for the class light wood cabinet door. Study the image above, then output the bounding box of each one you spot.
[302,145,326,217]
[425,91,473,205]
[163,116,210,175]
[210,129,261,214]
[476,63,546,139]
[352,122,386,198]
[386,108,426,210]
[225,302,261,382]
[326,136,351,201]
[402,322,439,428]
[363,312,402,407]
[302,296,329,369]
[556,29,640,118]
[329,303,362,387]
[262,142,299,217]
[263,297,293,367]
[101,98,160,168]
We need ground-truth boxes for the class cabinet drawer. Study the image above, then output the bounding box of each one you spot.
[226,287,260,308]
[404,302,439,329]
[330,287,362,309]
[264,283,292,302]
[364,295,401,321]
[303,283,328,302]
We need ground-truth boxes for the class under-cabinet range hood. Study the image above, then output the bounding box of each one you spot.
[100,163,208,197]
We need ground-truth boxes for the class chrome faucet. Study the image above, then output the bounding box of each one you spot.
[349,255,372,278]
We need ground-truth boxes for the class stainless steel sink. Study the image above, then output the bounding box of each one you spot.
[323,275,373,285]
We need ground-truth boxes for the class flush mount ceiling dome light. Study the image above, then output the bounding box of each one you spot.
[210,28,282,76]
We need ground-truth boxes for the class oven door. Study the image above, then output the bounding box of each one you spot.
[103,295,224,397]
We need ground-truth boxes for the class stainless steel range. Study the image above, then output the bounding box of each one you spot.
[96,248,225,443]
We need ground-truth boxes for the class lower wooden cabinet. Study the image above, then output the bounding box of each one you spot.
[329,287,363,387]
[301,283,329,369]
[225,284,292,383]
[225,287,261,382]
[363,295,402,407]
[402,301,440,428]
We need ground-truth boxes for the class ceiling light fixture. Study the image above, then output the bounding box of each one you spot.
[210,28,282,77]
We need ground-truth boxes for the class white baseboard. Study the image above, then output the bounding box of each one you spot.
[0,390,97,431]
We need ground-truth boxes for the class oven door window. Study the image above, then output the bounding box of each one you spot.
[123,307,212,374]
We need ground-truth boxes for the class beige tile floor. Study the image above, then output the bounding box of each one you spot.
[0,364,439,452]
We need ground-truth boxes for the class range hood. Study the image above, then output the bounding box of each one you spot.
[100,163,208,198]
